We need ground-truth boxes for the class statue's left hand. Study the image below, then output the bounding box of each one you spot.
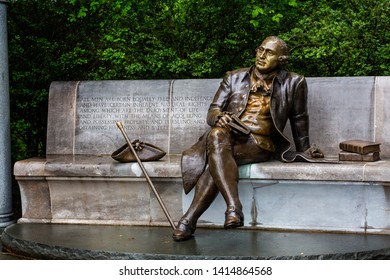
[305,144,324,158]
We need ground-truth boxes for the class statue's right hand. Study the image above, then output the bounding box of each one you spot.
[215,112,233,128]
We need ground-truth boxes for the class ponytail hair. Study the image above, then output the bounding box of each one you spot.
[278,54,289,68]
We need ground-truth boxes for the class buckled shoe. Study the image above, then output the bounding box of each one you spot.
[172,219,195,241]
[224,206,244,229]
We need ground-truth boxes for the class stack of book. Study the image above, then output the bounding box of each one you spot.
[339,139,381,162]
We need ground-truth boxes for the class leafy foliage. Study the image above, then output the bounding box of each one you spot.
[6,0,390,163]
[282,0,390,77]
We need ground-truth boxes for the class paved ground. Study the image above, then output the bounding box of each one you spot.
[2,223,390,260]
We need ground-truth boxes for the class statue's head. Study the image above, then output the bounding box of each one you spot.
[255,36,289,74]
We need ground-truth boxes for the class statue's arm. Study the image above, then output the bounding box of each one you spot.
[289,76,310,152]
[206,72,232,127]
[290,76,324,158]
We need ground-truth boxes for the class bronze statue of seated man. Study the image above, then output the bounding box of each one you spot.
[173,36,324,241]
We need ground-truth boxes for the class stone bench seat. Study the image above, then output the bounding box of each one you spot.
[14,155,183,178]
[14,77,390,234]
[14,155,390,183]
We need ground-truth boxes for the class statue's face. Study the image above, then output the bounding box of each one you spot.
[255,38,283,74]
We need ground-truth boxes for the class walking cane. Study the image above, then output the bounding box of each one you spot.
[116,121,177,230]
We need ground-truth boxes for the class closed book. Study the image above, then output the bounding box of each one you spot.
[339,151,380,162]
[339,139,381,154]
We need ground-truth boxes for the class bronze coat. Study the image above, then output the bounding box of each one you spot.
[181,67,311,194]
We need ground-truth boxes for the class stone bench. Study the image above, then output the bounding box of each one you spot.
[14,77,390,234]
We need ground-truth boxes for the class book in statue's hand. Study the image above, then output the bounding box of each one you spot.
[339,139,381,155]
[228,114,251,135]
